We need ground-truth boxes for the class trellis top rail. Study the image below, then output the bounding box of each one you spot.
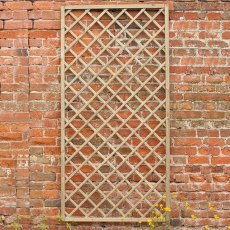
[63,4,168,10]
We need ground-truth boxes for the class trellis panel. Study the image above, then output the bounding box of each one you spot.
[61,4,170,222]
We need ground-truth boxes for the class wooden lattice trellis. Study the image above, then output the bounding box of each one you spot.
[61,4,170,222]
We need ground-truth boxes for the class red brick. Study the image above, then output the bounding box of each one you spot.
[43,111,60,119]
[208,40,228,48]
[15,113,29,121]
[206,76,224,83]
[170,66,188,74]
[0,207,16,215]
[30,129,43,137]
[188,156,209,164]
[190,174,206,182]
[173,111,202,119]
[197,130,219,137]
[221,11,230,20]
[171,130,196,137]
[81,165,94,173]
[44,130,60,137]
[171,147,197,155]
[175,174,189,183]
[183,75,202,83]
[212,157,230,164]
[205,57,226,66]
[170,12,184,20]
[184,12,198,20]
[30,137,56,145]
[5,20,32,29]
[28,10,42,19]
[223,22,230,30]
[172,21,198,30]
[185,40,206,47]
[0,11,13,19]
[33,1,61,10]
[33,20,60,30]
[225,184,230,192]
[5,1,33,10]
[13,11,28,20]
[198,147,220,156]
[220,129,230,137]
[207,12,221,20]
[199,31,219,39]
[169,39,183,47]
[30,190,59,199]
[173,49,196,56]
[213,175,229,182]
[198,49,219,56]
[201,2,224,11]
[42,11,60,20]
[222,31,230,39]
[0,158,17,167]
[29,30,58,38]
[174,138,202,146]
[0,112,14,121]
[181,57,203,65]
[203,112,225,119]
[174,85,192,92]
[0,133,22,140]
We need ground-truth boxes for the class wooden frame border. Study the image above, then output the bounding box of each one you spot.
[60,4,170,222]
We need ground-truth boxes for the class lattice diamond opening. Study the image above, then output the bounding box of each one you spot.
[61,4,170,222]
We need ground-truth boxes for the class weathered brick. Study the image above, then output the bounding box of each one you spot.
[13,11,28,20]
[42,11,60,20]
[188,156,209,164]
[30,137,56,145]
[212,157,230,164]
[4,20,32,29]
[30,190,59,199]
[33,20,60,30]
[44,199,61,207]
[33,1,61,10]
[200,21,220,30]
[172,21,198,30]
[29,30,58,38]
[4,1,33,10]
[0,133,22,140]
[207,12,221,20]
[222,31,230,39]
[174,138,202,146]
[30,173,56,181]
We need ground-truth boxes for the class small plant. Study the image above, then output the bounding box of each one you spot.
[37,222,49,230]
[55,214,72,229]
[56,214,62,224]
[66,222,72,230]
[10,215,22,230]
[147,193,230,230]
[37,215,49,230]
[147,195,171,230]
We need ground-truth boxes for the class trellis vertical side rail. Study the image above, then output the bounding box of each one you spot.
[165,3,171,226]
[61,5,66,218]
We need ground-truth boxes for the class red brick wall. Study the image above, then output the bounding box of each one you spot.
[170,1,230,229]
[0,0,229,229]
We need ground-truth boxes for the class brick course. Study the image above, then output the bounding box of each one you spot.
[0,0,229,229]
